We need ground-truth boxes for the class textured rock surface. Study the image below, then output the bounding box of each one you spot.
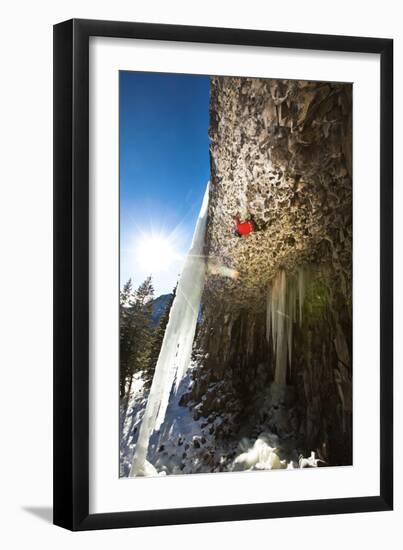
[205,77,352,309]
[187,77,353,467]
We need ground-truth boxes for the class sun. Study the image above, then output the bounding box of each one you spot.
[136,233,178,273]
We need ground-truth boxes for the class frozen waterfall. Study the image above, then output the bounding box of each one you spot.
[129,183,210,477]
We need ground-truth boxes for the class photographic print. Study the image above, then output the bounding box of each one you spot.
[119,71,352,478]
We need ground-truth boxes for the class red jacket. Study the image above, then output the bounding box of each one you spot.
[235,218,254,236]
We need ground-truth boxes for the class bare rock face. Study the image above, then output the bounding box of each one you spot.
[205,77,352,309]
[187,77,353,467]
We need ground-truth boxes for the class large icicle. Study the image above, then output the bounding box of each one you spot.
[266,289,272,345]
[266,268,306,384]
[298,268,305,327]
[129,183,210,477]
[273,270,288,385]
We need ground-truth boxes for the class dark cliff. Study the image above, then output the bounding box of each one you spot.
[187,77,353,467]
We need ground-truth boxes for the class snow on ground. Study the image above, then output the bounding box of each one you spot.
[120,371,148,477]
[120,365,324,477]
[120,363,234,477]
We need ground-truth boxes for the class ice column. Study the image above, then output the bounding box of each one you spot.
[130,183,210,477]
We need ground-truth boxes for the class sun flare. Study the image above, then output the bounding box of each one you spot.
[136,233,178,273]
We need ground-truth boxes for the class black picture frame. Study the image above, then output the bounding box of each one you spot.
[53,18,393,531]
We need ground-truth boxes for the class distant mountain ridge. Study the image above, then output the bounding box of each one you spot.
[150,293,173,326]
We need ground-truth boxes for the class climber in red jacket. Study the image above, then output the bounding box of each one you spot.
[234,216,254,237]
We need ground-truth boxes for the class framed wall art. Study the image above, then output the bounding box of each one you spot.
[53,19,393,530]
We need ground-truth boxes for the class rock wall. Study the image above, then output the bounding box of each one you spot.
[206,77,352,308]
[187,76,353,467]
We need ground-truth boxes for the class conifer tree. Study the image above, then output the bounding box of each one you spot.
[119,279,135,398]
[119,276,154,399]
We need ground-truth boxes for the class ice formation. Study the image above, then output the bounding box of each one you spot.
[233,435,284,470]
[232,433,323,471]
[298,451,325,468]
[266,269,306,384]
[130,183,210,477]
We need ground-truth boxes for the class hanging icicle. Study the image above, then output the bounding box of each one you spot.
[298,268,305,327]
[266,268,306,384]
[266,289,272,345]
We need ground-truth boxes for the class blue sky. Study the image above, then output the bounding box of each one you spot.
[120,71,210,296]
